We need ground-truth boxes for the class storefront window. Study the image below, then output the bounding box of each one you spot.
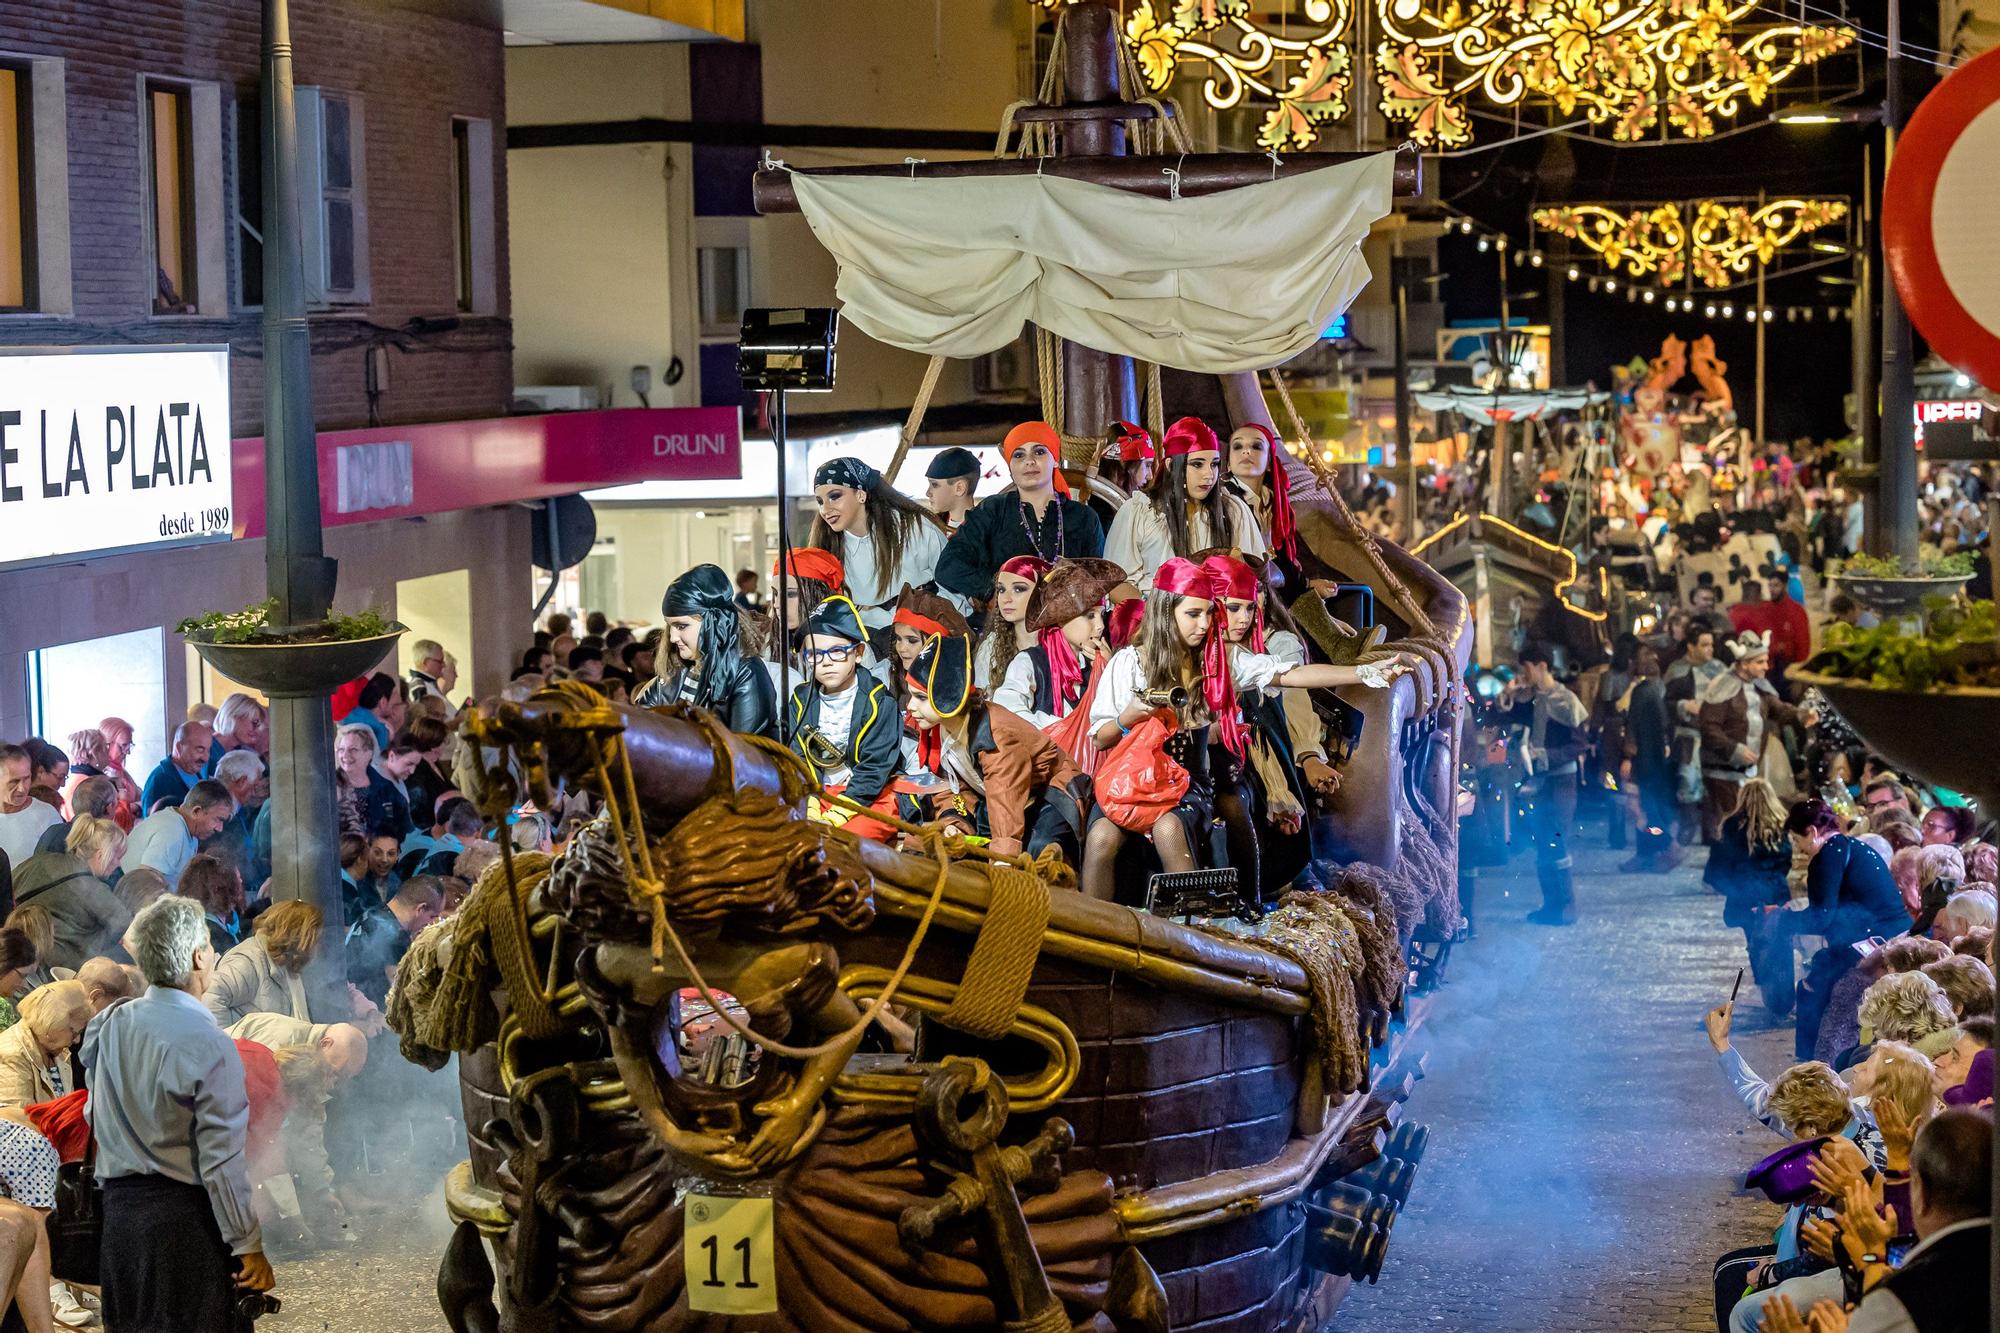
[27,628,166,777]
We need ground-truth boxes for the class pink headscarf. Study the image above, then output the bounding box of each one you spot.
[1154,557,1248,760]
[1201,552,1264,652]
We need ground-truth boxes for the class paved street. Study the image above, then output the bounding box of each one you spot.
[1335,830,1796,1333]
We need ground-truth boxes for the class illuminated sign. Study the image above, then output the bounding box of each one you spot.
[1914,398,1985,448]
[0,346,233,569]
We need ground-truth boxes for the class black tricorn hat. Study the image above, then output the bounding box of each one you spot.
[802,595,868,645]
[908,631,973,718]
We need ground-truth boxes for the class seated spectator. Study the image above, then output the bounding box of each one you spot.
[4,910,53,993]
[338,833,374,928]
[1816,1106,1989,1331]
[112,867,168,930]
[333,725,408,842]
[11,813,133,970]
[345,875,444,1009]
[123,779,234,888]
[1953,926,1994,962]
[209,749,268,880]
[0,928,38,1032]
[1933,1015,1992,1097]
[363,833,403,902]
[1921,804,1979,849]
[1921,954,1995,1021]
[205,901,341,1028]
[1817,937,1954,1066]
[1966,842,1999,887]
[179,854,247,957]
[1934,886,1998,945]
[1851,971,1961,1069]
[337,673,402,752]
[400,797,482,880]
[139,721,213,814]
[33,774,116,858]
[76,955,140,1015]
[0,980,88,1106]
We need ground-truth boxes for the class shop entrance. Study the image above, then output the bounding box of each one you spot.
[27,628,168,776]
[396,569,475,689]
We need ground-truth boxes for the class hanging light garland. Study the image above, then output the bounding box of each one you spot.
[1532,197,1849,288]
[1033,0,1854,152]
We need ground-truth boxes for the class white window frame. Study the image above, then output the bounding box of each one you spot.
[0,54,70,317]
[139,75,225,319]
[450,115,496,316]
[294,86,370,306]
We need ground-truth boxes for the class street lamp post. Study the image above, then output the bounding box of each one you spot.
[259,0,346,935]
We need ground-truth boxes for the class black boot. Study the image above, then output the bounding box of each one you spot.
[1526,862,1577,925]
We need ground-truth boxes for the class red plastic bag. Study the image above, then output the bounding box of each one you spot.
[1095,709,1190,832]
[1045,651,1109,777]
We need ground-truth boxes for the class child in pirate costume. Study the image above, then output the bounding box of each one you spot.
[887,585,973,704]
[992,558,1124,739]
[1102,417,1265,593]
[766,546,884,690]
[636,564,778,738]
[1222,423,1303,588]
[902,629,1091,864]
[788,596,905,843]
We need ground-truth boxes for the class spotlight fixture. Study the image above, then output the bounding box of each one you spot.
[1721,303,1734,317]
[1762,308,1774,321]
[1705,303,1717,317]
[1567,266,1580,281]
[1642,290,1656,304]
[1605,278,1617,292]
[1477,235,1490,252]
[1529,252,1544,267]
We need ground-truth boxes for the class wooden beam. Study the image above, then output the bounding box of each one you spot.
[754,148,1421,214]
[507,117,995,153]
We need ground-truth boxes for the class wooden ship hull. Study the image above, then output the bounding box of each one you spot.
[412,440,1468,1331]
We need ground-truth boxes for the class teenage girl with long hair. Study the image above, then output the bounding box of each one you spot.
[810,457,963,651]
[973,555,1049,691]
[1103,418,1265,593]
[1223,422,1301,576]
[1080,558,1405,902]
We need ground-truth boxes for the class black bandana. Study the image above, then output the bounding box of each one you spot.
[661,564,744,711]
[814,457,882,492]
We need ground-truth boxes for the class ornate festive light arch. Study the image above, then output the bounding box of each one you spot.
[1532,197,1851,288]
[1034,0,1856,151]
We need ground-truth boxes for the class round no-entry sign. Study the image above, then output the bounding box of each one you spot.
[1884,43,2000,391]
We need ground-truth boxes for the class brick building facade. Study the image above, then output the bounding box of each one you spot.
[0,0,511,436]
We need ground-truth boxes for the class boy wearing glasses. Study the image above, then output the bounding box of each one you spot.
[788,597,904,842]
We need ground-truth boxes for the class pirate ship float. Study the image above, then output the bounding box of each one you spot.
[394,8,1472,1329]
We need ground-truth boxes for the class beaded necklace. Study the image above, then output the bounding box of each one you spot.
[1017,492,1064,562]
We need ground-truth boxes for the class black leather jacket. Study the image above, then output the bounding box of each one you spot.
[635,658,778,739]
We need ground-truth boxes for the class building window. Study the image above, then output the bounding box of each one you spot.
[148,82,197,314]
[233,93,261,308]
[295,87,369,304]
[451,118,472,312]
[448,116,495,316]
[0,64,35,313]
[697,244,748,339]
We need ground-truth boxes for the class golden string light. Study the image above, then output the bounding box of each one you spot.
[1033,0,1854,151]
[1532,197,1850,288]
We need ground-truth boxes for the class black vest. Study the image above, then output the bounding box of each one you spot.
[1880,1222,1988,1332]
[1020,646,1092,718]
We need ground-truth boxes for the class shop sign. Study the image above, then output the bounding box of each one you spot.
[0,346,232,569]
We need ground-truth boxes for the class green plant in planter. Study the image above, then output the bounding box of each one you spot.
[1839,551,1976,580]
[1807,598,2000,690]
[177,599,394,644]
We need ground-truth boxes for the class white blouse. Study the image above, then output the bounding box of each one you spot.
[838,521,967,630]
[1087,647,1150,735]
[1103,491,1266,592]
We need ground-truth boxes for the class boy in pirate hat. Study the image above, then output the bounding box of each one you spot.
[903,625,1090,864]
[788,596,904,842]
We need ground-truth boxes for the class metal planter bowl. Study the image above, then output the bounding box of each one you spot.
[1789,667,2000,813]
[185,624,406,699]
[1826,573,1973,620]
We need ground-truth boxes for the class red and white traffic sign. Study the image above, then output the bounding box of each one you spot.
[1884,44,2000,391]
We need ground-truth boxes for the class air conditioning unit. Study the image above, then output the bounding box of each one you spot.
[514,385,603,412]
[973,340,1036,396]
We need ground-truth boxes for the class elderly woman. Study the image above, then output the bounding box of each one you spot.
[205,901,338,1028]
[95,717,142,832]
[0,980,89,1107]
[80,895,273,1330]
[1853,970,1960,1065]
[9,814,133,970]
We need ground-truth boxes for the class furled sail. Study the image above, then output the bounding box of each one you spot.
[788,153,1394,373]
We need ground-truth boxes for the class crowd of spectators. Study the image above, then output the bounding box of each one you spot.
[0,634,488,1328]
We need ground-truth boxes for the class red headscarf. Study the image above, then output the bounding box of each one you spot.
[1037,626,1084,719]
[1112,420,1154,461]
[1240,422,1299,565]
[1153,558,1249,759]
[774,547,847,592]
[1106,598,1145,650]
[998,554,1052,585]
[1201,552,1264,652]
[892,608,950,639]
[1162,417,1219,458]
[1004,421,1072,496]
